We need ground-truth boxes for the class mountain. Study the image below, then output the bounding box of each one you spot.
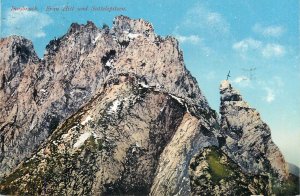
[219,80,288,179]
[0,16,298,195]
[0,16,207,179]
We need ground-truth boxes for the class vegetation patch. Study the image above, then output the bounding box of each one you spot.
[81,136,103,152]
[207,148,232,183]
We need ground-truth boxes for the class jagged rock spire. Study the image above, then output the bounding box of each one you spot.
[220,80,242,102]
[219,80,288,179]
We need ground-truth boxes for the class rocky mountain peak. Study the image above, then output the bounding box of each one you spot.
[220,80,243,102]
[67,21,98,35]
[0,16,209,181]
[0,16,298,195]
[0,36,39,64]
[112,15,154,35]
[0,35,39,101]
[219,80,288,180]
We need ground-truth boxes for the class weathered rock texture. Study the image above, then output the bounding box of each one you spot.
[0,15,208,179]
[0,74,218,195]
[219,80,288,179]
[150,113,218,195]
[189,147,271,195]
[0,16,297,195]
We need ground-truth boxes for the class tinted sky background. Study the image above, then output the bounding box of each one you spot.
[1,0,299,166]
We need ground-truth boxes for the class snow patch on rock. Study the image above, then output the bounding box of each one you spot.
[169,94,190,113]
[93,33,102,44]
[107,100,121,114]
[105,59,114,68]
[81,115,93,125]
[73,132,91,148]
[138,81,149,88]
[128,33,141,39]
[169,94,185,106]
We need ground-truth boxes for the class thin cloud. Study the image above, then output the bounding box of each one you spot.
[262,43,285,58]
[253,23,285,37]
[259,76,284,103]
[232,76,251,87]
[233,76,249,83]
[173,26,212,55]
[232,38,262,52]
[264,87,275,103]
[175,34,201,44]
[3,8,53,39]
[173,2,229,55]
[182,2,230,35]
[233,38,286,58]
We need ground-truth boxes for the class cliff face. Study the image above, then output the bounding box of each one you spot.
[0,36,40,175]
[0,74,219,195]
[219,80,288,179]
[0,16,297,195]
[189,147,272,195]
[0,15,209,179]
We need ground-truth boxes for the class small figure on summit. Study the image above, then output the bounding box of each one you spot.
[226,70,231,80]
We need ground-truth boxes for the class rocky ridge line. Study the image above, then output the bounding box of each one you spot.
[0,73,219,195]
[219,80,288,179]
[0,15,210,178]
[0,16,296,195]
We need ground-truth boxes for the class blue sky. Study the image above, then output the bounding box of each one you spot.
[1,0,299,166]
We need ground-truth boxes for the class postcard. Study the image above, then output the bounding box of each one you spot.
[0,0,299,195]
